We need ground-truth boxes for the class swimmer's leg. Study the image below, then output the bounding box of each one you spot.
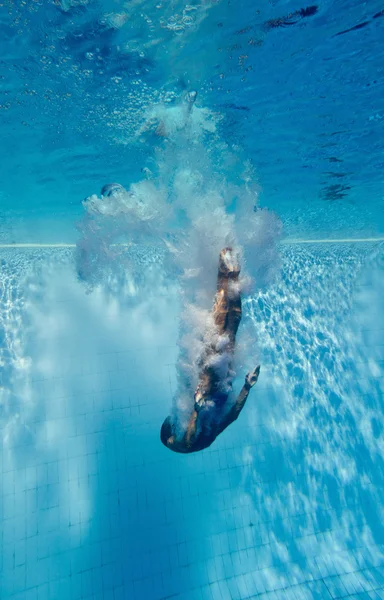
[213,248,242,342]
[195,248,242,405]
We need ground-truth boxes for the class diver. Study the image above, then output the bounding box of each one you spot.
[161,247,260,453]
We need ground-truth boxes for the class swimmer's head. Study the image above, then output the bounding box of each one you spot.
[160,416,175,447]
[101,183,126,198]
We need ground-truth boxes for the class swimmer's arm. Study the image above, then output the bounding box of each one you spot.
[217,384,250,433]
[218,366,260,433]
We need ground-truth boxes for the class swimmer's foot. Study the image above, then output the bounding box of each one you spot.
[219,247,241,278]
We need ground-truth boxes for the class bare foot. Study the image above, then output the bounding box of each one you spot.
[219,247,240,277]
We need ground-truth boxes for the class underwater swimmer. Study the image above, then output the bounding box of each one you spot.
[161,248,260,453]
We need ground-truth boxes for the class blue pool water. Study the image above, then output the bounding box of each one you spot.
[1,1,384,599]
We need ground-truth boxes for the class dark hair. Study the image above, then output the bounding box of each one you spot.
[160,416,173,446]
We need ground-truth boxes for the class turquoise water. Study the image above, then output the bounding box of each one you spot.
[1,1,384,599]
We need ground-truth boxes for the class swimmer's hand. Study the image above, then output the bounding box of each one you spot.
[245,365,260,389]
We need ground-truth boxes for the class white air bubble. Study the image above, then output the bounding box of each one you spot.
[76,95,281,426]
